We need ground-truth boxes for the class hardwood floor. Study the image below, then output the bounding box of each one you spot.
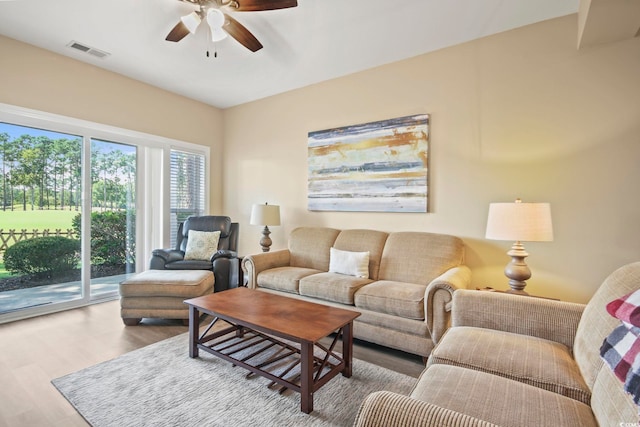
[0,300,425,427]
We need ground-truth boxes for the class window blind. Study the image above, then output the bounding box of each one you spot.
[170,149,205,248]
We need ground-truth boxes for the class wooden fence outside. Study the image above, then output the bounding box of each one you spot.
[0,229,76,254]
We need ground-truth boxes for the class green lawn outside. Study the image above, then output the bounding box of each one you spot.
[0,208,79,277]
[0,208,79,231]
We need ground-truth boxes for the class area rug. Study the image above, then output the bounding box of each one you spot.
[52,333,416,426]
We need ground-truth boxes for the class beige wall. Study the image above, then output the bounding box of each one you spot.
[2,13,638,304]
[0,35,224,212]
[223,14,640,303]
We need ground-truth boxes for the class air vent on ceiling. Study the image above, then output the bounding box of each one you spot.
[66,41,110,59]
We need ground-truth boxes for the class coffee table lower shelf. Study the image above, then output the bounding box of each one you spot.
[189,315,351,414]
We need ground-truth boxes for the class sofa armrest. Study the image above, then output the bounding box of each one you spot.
[151,248,184,262]
[210,249,237,261]
[212,256,240,291]
[452,289,586,349]
[425,266,471,343]
[149,248,184,269]
[242,250,291,289]
[354,391,498,427]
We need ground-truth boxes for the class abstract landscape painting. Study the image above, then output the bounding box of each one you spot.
[308,114,429,212]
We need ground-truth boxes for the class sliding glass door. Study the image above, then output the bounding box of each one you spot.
[0,102,210,323]
[0,128,140,316]
[89,139,136,298]
[0,123,84,313]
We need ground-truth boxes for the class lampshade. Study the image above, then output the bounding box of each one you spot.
[486,199,553,242]
[180,11,201,34]
[250,203,281,227]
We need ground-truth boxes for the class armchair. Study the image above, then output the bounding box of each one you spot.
[149,215,240,292]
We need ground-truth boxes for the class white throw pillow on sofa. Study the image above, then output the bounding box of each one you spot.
[184,230,221,260]
[329,247,370,278]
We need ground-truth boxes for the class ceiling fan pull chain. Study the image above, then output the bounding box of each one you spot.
[207,24,210,57]
[205,24,219,59]
[205,46,218,59]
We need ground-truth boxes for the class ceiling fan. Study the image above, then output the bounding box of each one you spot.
[165,0,298,53]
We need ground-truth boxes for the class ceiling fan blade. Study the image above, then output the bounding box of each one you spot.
[232,0,297,12]
[223,14,263,52]
[166,20,190,42]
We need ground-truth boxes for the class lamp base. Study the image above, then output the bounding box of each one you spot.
[259,226,272,252]
[506,288,529,296]
[504,241,531,293]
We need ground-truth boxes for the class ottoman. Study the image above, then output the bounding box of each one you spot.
[119,270,215,325]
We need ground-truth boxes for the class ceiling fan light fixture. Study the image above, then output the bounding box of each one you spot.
[206,8,225,29]
[180,11,201,34]
[211,28,228,42]
[166,0,297,50]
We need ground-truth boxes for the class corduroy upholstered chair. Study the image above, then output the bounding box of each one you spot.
[354,262,640,426]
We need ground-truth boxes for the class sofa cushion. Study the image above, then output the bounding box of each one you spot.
[333,229,388,280]
[329,247,370,278]
[411,364,597,427]
[298,272,372,305]
[378,232,464,285]
[429,326,591,404]
[257,266,321,294]
[288,227,340,270]
[165,260,214,270]
[354,280,426,320]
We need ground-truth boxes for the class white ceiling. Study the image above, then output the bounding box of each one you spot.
[0,0,580,109]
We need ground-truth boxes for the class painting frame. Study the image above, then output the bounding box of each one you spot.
[307,114,430,213]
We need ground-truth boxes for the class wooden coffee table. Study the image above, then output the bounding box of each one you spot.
[184,287,361,414]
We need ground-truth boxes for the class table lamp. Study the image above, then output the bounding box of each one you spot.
[250,203,281,252]
[485,198,553,294]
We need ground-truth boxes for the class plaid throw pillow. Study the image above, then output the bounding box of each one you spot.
[601,289,640,406]
[607,289,640,327]
[601,324,640,386]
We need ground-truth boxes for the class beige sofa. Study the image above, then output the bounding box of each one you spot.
[354,262,640,426]
[242,227,471,357]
